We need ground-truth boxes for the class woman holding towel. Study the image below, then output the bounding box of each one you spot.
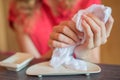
[9,0,114,63]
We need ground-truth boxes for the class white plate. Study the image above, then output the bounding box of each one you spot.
[26,61,101,77]
[0,52,34,71]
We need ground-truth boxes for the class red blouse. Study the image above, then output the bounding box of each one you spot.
[9,0,100,55]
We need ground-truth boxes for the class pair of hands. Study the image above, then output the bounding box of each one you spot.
[48,14,114,53]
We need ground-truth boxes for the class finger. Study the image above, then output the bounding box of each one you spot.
[87,14,107,44]
[105,16,114,37]
[48,39,70,48]
[60,21,77,33]
[50,32,76,45]
[53,25,80,42]
[83,14,101,47]
[81,19,94,49]
[61,21,79,32]
[66,21,84,40]
[62,26,80,42]
[60,21,84,41]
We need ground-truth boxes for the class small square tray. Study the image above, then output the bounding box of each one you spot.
[0,52,34,71]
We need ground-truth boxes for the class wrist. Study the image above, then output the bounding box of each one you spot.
[74,47,100,63]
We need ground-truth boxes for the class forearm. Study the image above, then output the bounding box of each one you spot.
[75,47,100,63]
[17,34,41,58]
[13,23,41,59]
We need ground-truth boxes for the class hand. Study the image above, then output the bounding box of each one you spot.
[48,21,84,48]
[75,14,114,53]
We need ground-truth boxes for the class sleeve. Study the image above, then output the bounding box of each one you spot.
[80,0,101,9]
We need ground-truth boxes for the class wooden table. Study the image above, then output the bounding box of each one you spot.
[0,53,120,80]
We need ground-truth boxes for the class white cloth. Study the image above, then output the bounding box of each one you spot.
[50,4,112,70]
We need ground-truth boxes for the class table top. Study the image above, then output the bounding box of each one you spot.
[0,53,120,80]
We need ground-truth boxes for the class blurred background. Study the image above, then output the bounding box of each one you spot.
[0,0,120,65]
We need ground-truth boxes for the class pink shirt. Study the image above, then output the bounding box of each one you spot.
[9,0,100,56]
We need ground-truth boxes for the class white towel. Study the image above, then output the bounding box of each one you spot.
[50,4,112,70]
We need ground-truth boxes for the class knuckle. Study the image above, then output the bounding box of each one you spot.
[53,41,59,48]
[58,34,62,39]
[55,33,59,39]
[102,39,107,44]
[63,26,68,32]
[110,17,114,23]
[94,27,100,34]
[87,33,93,39]
[48,40,53,47]
[87,45,94,49]
[53,26,57,31]
[94,29,98,34]
[50,32,55,39]
[50,32,60,42]
[60,25,67,32]
[95,42,100,47]
[86,40,94,49]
